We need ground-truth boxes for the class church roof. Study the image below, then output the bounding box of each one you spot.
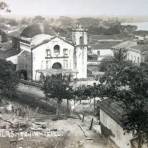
[31,35,74,50]
[31,34,53,48]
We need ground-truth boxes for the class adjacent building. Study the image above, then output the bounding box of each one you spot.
[112,40,144,65]
[98,99,148,148]
[88,35,123,62]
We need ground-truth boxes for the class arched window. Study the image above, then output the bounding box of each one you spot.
[79,36,84,45]
[54,45,60,54]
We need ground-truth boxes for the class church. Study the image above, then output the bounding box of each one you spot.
[7,25,88,81]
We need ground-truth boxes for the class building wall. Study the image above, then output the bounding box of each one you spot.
[90,49,113,61]
[126,50,142,65]
[72,29,87,45]
[72,26,88,79]
[20,42,31,52]
[32,37,74,81]
[75,46,87,78]
[100,109,133,148]
[17,50,32,79]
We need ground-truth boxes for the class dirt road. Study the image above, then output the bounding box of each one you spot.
[48,118,111,148]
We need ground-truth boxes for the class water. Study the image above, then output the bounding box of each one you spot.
[122,22,148,31]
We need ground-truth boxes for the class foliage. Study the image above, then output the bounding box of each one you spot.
[74,85,92,100]
[42,74,73,116]
[32,15,45,23]
[0,59,19,98]
[99,56,113,72]
[99,48,128,72]
[0,1,10,12]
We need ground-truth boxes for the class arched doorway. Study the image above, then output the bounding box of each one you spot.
[52,62,62,69]
[18,70,28,80]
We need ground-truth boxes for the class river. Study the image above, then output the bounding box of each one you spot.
[122,22,148,31]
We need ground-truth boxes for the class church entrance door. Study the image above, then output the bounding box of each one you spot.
[52,62,62,69]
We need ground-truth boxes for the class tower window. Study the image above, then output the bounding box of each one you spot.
[46,49,51,57]
[79,36,84,45]
[54,45,60,55]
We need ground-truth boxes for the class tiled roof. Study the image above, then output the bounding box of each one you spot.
[132,44,148,52]
[31,35,74,50]
[7,25,27,38]
[89,34,129,49]
[98,99,124,126]
[31,34,53,48]
[113,40,148,53]
[98,98,148,127]
[112,40,137,49]
[90,41,121,49]
[89,34,130,41]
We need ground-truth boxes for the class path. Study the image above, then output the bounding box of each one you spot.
[46,118,111,148]
[16,83,114,148]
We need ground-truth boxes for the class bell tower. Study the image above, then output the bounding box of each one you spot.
[72,24,88,79]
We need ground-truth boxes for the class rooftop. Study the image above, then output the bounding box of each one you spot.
[132,44,148,52]
[113,40,148,53]
[89,34,130,49]
[7,25,27,38]
[98,99,124,126]
[112,40,137,49]
[90,41,121,49]
[31,34,53,48]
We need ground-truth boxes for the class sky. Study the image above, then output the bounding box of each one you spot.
[4,0,148,17]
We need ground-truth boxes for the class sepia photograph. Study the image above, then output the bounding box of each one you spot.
[0,0,148,147]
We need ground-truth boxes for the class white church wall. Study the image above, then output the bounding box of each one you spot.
[32,37,74,81]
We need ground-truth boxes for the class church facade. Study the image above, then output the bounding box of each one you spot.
[7,25,88,81]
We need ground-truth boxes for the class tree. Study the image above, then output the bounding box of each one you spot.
[99,56,113,72]
[42,74,73,118]
[32,16,45,23]
[74,85,92,103]
[99,48,128,72]
[99,49,148,148]
[0,1,11,12]
[90,83,99,113]
[122,103,148,148]
[0,59,19,98]
[74,84,100,114]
